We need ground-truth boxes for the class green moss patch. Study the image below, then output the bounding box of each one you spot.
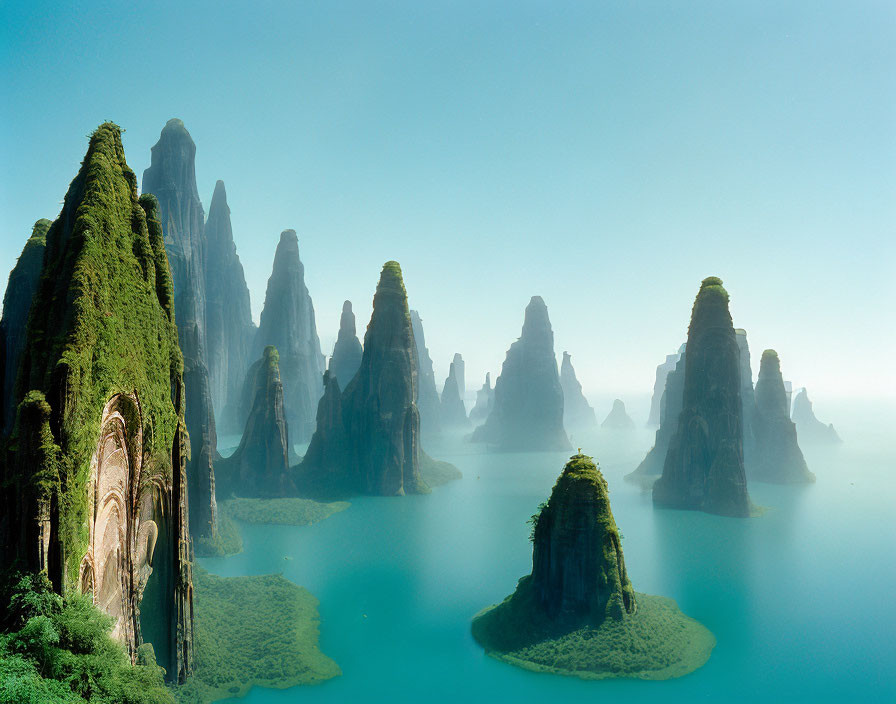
[225,497,349,526]
[419,454,462,488]
[472,579,714,681]
[174,568,339,703]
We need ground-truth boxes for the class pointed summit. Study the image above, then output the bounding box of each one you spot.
[254,229,325,441]
[441,354,470,428]
[471,296,570,450]
[204,179,256,432]
[792,388,841,444]
[329,300,362,389]
[469,372,494,425]
[410,310,442,436]
[653,277,751,517]
[601,399,634,430]
[560,352,597,429]
[750,350,814,483]
[300,261,427,495]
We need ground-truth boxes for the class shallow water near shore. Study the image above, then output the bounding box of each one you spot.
[203,399,896,703]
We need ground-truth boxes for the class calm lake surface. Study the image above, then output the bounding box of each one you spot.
[205,398,896,703]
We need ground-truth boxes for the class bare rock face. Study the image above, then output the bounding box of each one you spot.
[300,262,426,496]
[204,180,256,432]
[219,346,295,497]
[560,352,596,429]
[254,230,325,442]
[532,453,636,625]
[792,388,842,444]
[647,350,681,427]
[735,329,758,471]
[628,345,686,480]
[0,219,50,435]
[750,350,814,483]
[142,118,219,551]
[601,399,634,430]
[470,297,571,451]
[329,300,362,390]
[3,125,192,681]
[452,352,465,404]
[410,310,441,437]
[440,354,470,428]
[653,277,751,517]
[469,373,494,425]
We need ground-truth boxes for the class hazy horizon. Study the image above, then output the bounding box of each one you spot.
[2,1,893,405]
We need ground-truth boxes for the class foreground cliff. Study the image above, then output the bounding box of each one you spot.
[2,124,192,681]
[653,278,752,517]
[0,219,50,435]
[410,310,441,436]
[470,297,570,451]
[300,262,431,495]
[472,453,714,679]
[253,230,325,442]
[560,352,596,429]
[218,346,295,497]
[329,301,363,389]
[750,350,814,483]
[792,388,841,444]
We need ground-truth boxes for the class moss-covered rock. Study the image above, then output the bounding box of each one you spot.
[473,453,713,679]
[3,123,193,680]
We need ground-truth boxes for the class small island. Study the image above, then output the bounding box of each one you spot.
[472,453,714,680]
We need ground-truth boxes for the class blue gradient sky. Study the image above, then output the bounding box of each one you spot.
[2,1,894,405]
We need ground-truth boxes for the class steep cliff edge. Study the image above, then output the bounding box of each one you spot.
[560,352,596,429]
[410,310,441,437]
[792,388,841,444]
[329,301,362,390]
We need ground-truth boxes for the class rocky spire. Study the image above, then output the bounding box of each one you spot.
[647,349,682,427]
[142,118,219,550]
[532,453,636,624]
[329,300,362,389]
[0,219,50,435]
[653,277,751,517]
[254,230,325,442]
[204,180,256,431]
[560,351,596,429]
[792,388,841,444]
[469,372,494,425]
[219,346,294,497]
[471,296,570,451]
[300,261,426,495]
[452,352,465,403]
[750,351,814,483]
[440,354,470,428]
[410,310,441,436]
[601,399,634,429]
[4,124,192,680]
[735,329,758,470]
[628,344,686,480]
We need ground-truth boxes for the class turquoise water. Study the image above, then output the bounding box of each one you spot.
[205,403,896,703]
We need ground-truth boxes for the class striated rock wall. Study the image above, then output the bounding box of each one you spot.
[647,351,681,427]
[560,351,597,429]
[653,278,751,517]
[470,296,570,451]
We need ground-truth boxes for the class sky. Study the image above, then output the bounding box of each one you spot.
[1,1,894,407]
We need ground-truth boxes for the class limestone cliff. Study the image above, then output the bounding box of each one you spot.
[410,310,441,436]
[204,180,255,432]
[750,350,814,483]
[329,300,362,390]
[653,277,751,517]
[628,345,686,479]
[300,262,426,495]
[470,297,570,451]
[647,351,681,427]
[560,352,596,429]
[3,124,192,681]
[469,373,494,425]
[601,399,634,430]
[218,346,295,497]
[735,329,758,471]
[792,388,842,444]
[254,230,325,442]
[531,453,636,624]
[0,219,50,435]
[440,354,470,428]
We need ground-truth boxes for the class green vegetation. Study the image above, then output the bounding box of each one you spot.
[225,497,349,526]
[472,580,715,681]
[194,504,243,558]
[419,453,462,488]
[0,571,173,704]
[174,567,339,703]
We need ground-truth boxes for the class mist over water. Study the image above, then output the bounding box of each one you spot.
[205,398,896,703]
